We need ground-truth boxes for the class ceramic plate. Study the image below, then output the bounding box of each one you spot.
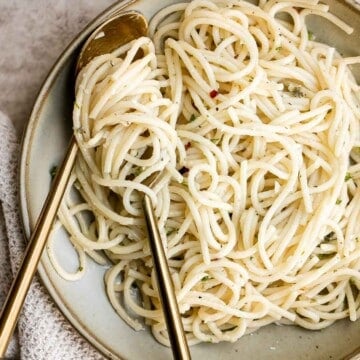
[19,1,360,359]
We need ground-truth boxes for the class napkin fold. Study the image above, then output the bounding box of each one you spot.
[0,112,105,360]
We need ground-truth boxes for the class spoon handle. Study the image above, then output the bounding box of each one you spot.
[0,136,78,357]
[143,195,191,360]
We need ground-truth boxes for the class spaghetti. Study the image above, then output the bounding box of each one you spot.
[48,0,360,346]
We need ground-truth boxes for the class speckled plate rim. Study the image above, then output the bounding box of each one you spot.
[19,1,141,359]
[18,1,360,359]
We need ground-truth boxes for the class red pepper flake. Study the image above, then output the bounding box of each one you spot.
[209,89,218,98]
[185,142,191,150]
[179,166,189,175]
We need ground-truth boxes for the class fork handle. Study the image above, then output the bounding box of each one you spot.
[143,195,191,360]
[0,136,78,357]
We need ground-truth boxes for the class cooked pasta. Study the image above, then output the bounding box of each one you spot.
[48,0,360,346]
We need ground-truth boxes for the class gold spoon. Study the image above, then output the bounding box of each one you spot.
[0,11,190,360]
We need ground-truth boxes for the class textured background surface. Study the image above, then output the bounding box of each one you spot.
[0,0,117,135]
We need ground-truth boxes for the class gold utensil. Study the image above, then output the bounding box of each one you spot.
[143,195,191,360]
[345,346,360,360]
[0,11,148,356]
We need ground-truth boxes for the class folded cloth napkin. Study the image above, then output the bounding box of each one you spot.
[0,111,105,360]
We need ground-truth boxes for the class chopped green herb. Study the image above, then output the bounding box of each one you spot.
[275,46,282,51]
[74,102,80,109]
[211,138,220,144]
[50,165,58,180]
[201,276,211,281]
[324,231,336,242]
[336,199,342,205]
[248,76,254,82]
[166,227,175,236]
[133,166,143,176]
[345,172,352,182]
[318,253,334,260]
[189,114,197,122]
[78,266,84,271]
[308,31,315,40]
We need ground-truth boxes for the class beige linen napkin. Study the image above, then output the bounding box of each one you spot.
[0,111,105,360]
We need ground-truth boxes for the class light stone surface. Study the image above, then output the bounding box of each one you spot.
[0,0,117,136]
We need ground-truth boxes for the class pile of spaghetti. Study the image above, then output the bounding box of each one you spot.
[48,0,360,346]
